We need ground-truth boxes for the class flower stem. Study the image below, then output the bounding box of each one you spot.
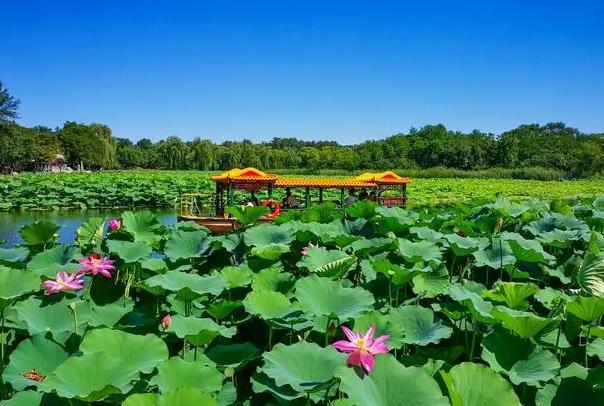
[83,276,94,300]
[585,322,592,368]
[268,326,273,349]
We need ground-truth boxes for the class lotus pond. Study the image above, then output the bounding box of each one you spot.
[0,196,603,405]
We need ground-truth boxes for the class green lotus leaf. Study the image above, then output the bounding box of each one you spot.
[492,306,554,338]
[19,221,59,246]
[587,338,604,362]
[122,210,163,245]
[149,357,222,394]
[412,265,450,298]
[165,315,235,344]
[251,267,294,293]
[0,266,40,309]
[576,254,604,297]
[345,199,378,219]
[565,295,604,322]
[13,297,92,343]
[445,234,480,256]
[297,247,356,278]
[123,387,217,406]
[251,372,305,401]
[79,328,169,374]
[219,265,252,288]
[164,230,210,260]
[524,213,588,236]
[250,244,290,260]
[205,342,262,367]
[206,299,242,320]
[145,272,227,300]
[227,205,269,226]
[447,284,496,323]
[388,305,452,346]
[441,362,521,406]
[243,290,297,320]
[0,246,29,263]
[409,226,445,243]
[472,239,516,269]
[259,341,346,393]
[26,245,80,278]
[534,287,571,310]
[347,238,395,259]
[337,354,449,406]
[483,281,539,310]
[106,240,152,263]
[536,229,583,248]
[481,328,560,386]
[374,206,418,233]
[2,334,68,390]
[295,275,375,320]
[76,217,105,247]
[244,223,295,248]
[535,372,604,405]
[140,257,168,273]
[354,311,404,349]
[398,239,442,263]
[0,390,43,405]
[501,231,555,264]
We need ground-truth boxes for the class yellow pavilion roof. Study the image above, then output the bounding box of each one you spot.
[354,171,412,184]
[211,167,278,183]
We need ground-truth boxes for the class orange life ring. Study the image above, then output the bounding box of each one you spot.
[262,199,281,218]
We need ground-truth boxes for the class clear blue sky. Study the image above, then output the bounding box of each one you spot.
[3,0,603,144]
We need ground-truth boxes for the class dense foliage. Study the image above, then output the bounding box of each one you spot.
[1,170,604,211]
[0,196,603,405]
[1,121,603,177]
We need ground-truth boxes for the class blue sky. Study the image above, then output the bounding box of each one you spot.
[3,0,603,144]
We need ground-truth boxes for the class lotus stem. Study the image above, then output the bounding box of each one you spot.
[585,322,592,368]
[0,310,5,373]
[555,325,562,361]
[83,275,94,300]
[469,319,477,361]
[268,326,273,349]
[449,256,457,282]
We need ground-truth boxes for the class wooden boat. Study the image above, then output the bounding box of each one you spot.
[178,167,412,233]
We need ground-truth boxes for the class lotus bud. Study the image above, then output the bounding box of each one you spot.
[108,218,121,231]
[161,314,172,330]
[496,218,504,228]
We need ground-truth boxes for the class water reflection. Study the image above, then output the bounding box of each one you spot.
[0,209,177,247]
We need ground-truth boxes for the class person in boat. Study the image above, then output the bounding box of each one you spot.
[359,188,369,200]
[346,188,358,206]
[282,188,300,209]
[247,191,259,206]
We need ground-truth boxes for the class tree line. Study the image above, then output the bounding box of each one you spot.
[1,81,603,177]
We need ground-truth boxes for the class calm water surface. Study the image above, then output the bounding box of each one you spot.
[0,209,177,247]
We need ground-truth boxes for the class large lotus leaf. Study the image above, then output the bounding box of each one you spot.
[296,247,356,278]
[243,223,295,248]
[492,306,554,338]
[409,226,445,243]
[290,221,355,247]
[259,341,346,393]
[0,266,40,309]
[447,284,496,323]
[251,372,306,401]
[165,315,235,344]
[106,240,152,263]
[374,206,419,233]
[501,232,555,264]
[481,328,560,386]
[123,387,217,406]
[149,357,222,394]
[442,362,521,406]
[250,244,290,260]
[388,305,452,346]
[220,265,252,288]
[0,246,29,263]
[205,342,262,367]
[13,297,92,343]
[39,351,136,400]
[354,311,404,349]
[576,254,604,297]
[243,290,297,320]
[524,213,588,236]
[2,334,68,390]
[472,239,516,269]
[412,265,450,298]
[88,294,134,328]
[19,221,59,246]
[445,234,480,257]
[164,230,210,260]
[398,239,442,263]
[483,281,539,310]
[227,205,269,226]
[536,229,583,248]
[295,275,375,320]
[251,267,294,293]
[145,272,227,300]
[26,245,80,278]
[76,217,104,247]
[79,328,169,374]
[337,354,449,406]
[122,210,163,245]
[347,238,395,259]
[1,391,43,405]
[535,372,604,405]
[587,338,604,362]
[345,199,378,219]
[565,295,604,322]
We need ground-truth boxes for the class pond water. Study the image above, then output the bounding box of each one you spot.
[0,209,177,247]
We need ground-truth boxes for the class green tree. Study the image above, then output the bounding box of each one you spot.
[0,81,20,122]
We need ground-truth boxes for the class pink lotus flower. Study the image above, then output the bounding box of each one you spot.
[108,218,121,231]
[42,271,85,295]
[332,324,389,373]
[161,314,172,330]
[301,242,316,256]
[77,253,115,278]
